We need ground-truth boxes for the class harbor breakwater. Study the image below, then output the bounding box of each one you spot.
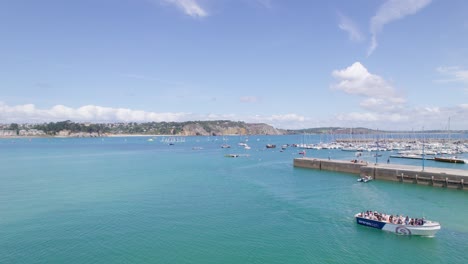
[294,157,468,190]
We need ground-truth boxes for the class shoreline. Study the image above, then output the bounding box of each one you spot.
[0,134,174,139]
[0,133,255,139]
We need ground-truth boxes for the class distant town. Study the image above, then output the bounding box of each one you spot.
[0,120,466,138]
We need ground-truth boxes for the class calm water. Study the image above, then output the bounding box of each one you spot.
[1,135,467,264]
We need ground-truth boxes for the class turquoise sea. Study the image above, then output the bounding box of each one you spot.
[1,135,467,264]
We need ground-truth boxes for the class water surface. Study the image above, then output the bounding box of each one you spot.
[0,136,467,263]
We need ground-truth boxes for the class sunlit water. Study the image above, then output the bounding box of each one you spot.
[0,135,467,263]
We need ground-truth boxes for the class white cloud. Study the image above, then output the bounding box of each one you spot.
[203,113,236,120]
[436,66,468,84]
[338,13,364,42]
[332,104,468,130]
[0,103,191,123]
[331,62,404,102]
[368,0,431,56]
[359,97,405,112]
[163,0,207,18]
[336,112,380,122]
[329,62,468,129]
[243,113,307,129]
[270,114,305,122]
[245,113,305,122]
[326,62,468,130]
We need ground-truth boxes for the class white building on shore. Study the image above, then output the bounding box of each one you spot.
[18,129,46,136]
[0,130,17,136]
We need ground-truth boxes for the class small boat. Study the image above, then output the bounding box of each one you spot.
[355,211,441,236]
[266,144,276,148]
[357,176,372,182]
[221,144,231,148]
[390,154,434,160]
[434,156,465,164]
[224,154,250,158]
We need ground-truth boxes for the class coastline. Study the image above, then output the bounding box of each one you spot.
[106,134,169,137]
[0,134,172,139]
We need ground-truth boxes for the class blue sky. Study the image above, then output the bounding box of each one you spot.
[1,0,467,130]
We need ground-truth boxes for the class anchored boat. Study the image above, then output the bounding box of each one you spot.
[434,156,465,164]
[355,211,441,236]
[357,176,372,182]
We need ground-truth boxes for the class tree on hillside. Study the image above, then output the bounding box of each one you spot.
[9,123,19,135]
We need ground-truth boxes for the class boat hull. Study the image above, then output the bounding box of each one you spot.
[434,157,465,164]
[355,215,440,236]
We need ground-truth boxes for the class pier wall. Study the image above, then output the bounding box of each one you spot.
[366,167,466,189]
[294,158,467,190]
[320,160,366,174]
[293,158,366,174]
[293,158,321,170]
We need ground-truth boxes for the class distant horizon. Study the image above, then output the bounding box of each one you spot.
[1,1,467,130]
[1,119,467,133]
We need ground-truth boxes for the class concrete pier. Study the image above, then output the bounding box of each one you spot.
[294,157,468,190]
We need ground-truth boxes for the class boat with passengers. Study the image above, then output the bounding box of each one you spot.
[355,211,441,236]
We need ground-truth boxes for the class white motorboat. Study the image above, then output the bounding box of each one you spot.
[355,212,441,236]
[357,176,372,182]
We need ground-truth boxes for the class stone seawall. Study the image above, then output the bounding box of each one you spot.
[294,157,468,190]
[320,159,367,174]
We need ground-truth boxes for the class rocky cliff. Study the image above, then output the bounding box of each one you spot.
[180,121,282,136]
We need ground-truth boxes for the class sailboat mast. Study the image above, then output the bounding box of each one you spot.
[448,117,451,143]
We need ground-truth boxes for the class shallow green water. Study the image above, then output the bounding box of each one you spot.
[0,136,467,263]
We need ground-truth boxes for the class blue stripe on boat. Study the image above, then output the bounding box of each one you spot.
[356,217,386,229]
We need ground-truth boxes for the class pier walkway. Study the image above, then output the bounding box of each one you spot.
[294,157,468,190]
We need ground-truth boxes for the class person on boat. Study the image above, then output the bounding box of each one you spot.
[360,211,429,226]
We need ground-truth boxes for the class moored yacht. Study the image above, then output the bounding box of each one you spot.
[434,156,465,164]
